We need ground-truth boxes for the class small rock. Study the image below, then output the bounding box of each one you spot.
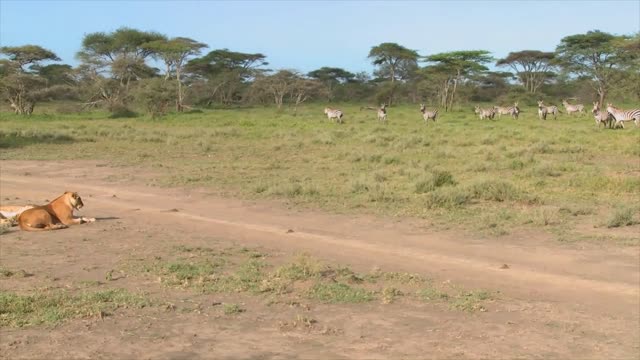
[500,264,510,269]
[286,229,294,233]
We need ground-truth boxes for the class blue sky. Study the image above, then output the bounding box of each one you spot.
[1,0,638,74]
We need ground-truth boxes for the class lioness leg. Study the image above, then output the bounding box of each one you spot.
[60,216,96,225]
[19,223,68,231]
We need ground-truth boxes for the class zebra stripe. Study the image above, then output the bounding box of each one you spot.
[493,102,520,119]
[537,101,560,120]
[592,102,613,128]
[475,106,495,120]
[324,107,344,123]
[419,104,438,123]
[606,103,640,128]
[562,100,585,116]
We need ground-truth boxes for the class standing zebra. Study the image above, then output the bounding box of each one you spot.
[419,104,438,123]
[562,99,585,116]
[377,104,388,122]
[592,102,613,128]
[324,107,344,124]
[493,102,520,119]
[537,101,560,120]
[474,106,495,120]
[606,103,640,128]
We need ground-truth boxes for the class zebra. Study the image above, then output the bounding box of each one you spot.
[377,104,388,122]
[606,103,640,128]
[592,102,613,128]
[419,104,438,123]
[537,101,560,120]
[493,102,520,119]
[324,107,344,124]
[474,105,495,120]
[562,99,585,116]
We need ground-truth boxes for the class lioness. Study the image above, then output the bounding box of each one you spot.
[18,192,96,231]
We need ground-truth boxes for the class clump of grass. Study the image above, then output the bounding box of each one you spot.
[0,289,150,327]
[468,180,526,202]
[268,183,319,198]
[606,207,638,228]
[417,287,450,301]
[273,255,324,281]
[350,180,371,194]
[381,287,403,304]
[222,303,244,315]
[0,267,29,278]
[414,170,456,194]
[426,187,470,208]
[306,283,373,303]
[450,290,492,312]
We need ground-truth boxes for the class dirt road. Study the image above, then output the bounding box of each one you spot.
[1,160,638,359]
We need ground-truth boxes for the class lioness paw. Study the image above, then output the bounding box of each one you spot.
[83,217,96,223]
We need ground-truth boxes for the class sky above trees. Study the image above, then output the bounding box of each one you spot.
[1,0,638,73]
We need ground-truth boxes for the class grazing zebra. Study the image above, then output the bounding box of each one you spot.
[419,104,438,123]
[606,103,640,128]
[592,102,613,128]
[493,102,520,119]
[562,99,585,116]
[377,104,388,122]
[474,105,495,120]
[324,107,344,124]
[537,101,560,120]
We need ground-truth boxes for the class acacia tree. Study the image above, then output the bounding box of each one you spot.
[423,50,492,111]
[496,50,555,93]
[368,43,418,105]
[250,70,297,108]
[143,37,207,111]
[368,43,418,83]
[555,30,635,106]
[186,49,268,105]
[0,45,61,114]
[307,67,354,101]
[77,27,165,110]
[290,77,327,114]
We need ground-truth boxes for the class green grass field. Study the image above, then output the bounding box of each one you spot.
[1,103,638,242]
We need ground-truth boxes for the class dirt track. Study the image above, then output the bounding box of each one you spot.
[1,160,639,359]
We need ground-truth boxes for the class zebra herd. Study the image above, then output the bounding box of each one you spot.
[324,100,639,128]
[474,103,520,120]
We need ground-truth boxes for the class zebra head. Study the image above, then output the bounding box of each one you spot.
[592,102,599,114]
[419,104,426,113]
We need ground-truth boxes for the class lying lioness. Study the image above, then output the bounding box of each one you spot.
[18,192,96,231]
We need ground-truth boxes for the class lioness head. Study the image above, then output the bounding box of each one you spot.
[66,192,84,210]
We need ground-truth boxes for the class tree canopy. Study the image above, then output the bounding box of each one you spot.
[555,30,634,105]
[496,50,555,93]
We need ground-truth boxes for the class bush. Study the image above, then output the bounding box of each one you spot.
[606,207,637,228]
[135,78,176,118]
[108,104,138,119]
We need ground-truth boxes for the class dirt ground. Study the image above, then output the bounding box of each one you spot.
[0,160,638,359]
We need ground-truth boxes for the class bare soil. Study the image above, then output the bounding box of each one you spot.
[1,160,638,359]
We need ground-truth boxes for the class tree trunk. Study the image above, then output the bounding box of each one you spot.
[449,72,459,111]
[598,87,606,109]
[176,67,184,112]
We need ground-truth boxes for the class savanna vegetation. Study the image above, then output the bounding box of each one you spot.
[1,28,638,117]
[1,102,638,243]
[0,28,638,243]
